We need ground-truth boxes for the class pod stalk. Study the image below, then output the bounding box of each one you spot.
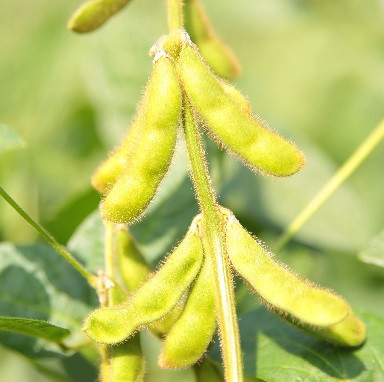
[168,0,184,31]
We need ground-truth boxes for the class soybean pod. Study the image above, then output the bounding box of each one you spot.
[109,339,145,382]
[220,80,252,116]
[116,227,151,292]
[102,55,181,223]
[68,0,131,33]
[83,221,204,344]
[287,312,366,347]
[159,254,216,368]
[179,43,305,177]
[223,209,351,328]
[91,122,142,194]
[103,229,145,382]
[116,226,184,335]
[184,0,240,79]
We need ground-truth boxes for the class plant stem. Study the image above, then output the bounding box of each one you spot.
[168,0,183,31]
[183,100,243,382]
[0,186,97,287]
[275,118,384,251]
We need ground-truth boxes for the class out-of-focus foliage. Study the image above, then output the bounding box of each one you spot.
[1,0,384,380]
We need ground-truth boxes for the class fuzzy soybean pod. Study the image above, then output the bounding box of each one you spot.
[220,80,252,116]
[223,209,351,328]
[287,312,366,347]
[184,0,240,79]
[102,262,145,382]
[116,226,183,336]
[159,254,216,368]
[108,340,145,382]
[116,227,151,292]
[91,122,141,194]
[179,43,305,177]
[68,0,130,33]
[83,223,204,344]
[102,56,181,223]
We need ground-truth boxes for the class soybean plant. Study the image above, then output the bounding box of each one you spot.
[67,0,366,381]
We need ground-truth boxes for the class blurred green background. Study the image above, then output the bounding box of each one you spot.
[1,0,384,380]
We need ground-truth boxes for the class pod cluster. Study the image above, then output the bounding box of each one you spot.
[84,208,366,371]
[91,30,305,224]
[74,2,365,374]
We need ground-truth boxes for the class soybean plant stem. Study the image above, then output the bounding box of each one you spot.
[183,100,243,382]
[168,0,183,31]
[275,118,384,251]
[0,186,97,288]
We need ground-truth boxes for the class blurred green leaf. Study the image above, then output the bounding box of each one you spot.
[212,307,384,381]
[44,188,100,245]
[67,210,104,274]
[0,317,70,343]
[358,229,384,268]
[0,124,25,154]
[0,243,97,357]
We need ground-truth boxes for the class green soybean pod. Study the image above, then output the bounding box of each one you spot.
[220,80,252,116]
[102,56,181,223]
[103,334,145,382]
[102,246,145,382]
[116,227,151,292]
[116,226,184,336]
[184,0,240,79]
[159,254,216,368]
[68,0,130,33]
[288,312,366,347]
[223,209,351,327]
[83,222,204,344]
[179,43,305,177]
[91,122,142,194]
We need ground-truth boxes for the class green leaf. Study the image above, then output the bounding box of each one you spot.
[0,124,26,153]
[211,307,384,381]
[358,229,384,268]
[0,316,70,343]
[0,243,97,357]
[67,211,105,274]
[44,188,100,245]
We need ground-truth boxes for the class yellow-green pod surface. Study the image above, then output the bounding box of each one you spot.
[184,0,240,79]
[83,223,204,344]
[91,123,141,194]
[224,210,351,327]
[102,56,181,223]
[116,227,151,292]
[107,335,145,382]
[288,312,366,347]
[179,43,305,177]
[220,80,252,116]
[159,255,216,368]
[116,227,184,336]
[105,249,145,382]
[68,0,130,33]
